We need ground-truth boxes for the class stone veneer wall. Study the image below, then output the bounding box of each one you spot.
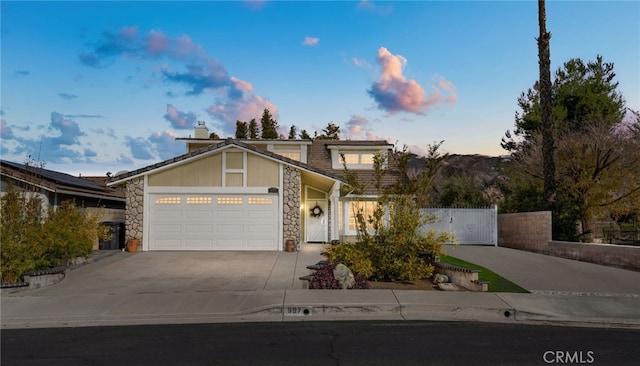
[125,177,144,241]
[283,166,301,247]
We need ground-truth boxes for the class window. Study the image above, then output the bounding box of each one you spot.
[155,197,181,204]
[248,197,273,205]
[187,197,212,204]
[332,149,385,170]
[217,197,243,205]
[348,201,379,231]
[278,152,301,161]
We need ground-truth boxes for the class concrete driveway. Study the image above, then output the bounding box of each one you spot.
[444,245,640,295]
[21,245,326,296]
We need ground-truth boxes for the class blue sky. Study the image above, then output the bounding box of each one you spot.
[1,1,639,176]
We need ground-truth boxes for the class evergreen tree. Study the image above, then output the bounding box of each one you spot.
[316,122,341,140]
[248,119,259,139]
[299,129,312,140]
[288,125,298,139]
[502,55,626,152]
[235,121,248,139]
[260,108,278,139]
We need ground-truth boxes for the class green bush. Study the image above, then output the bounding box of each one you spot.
[329,143,455,281]
[1,183,109,283]
[323,243,374,278]
[42,200,108,263]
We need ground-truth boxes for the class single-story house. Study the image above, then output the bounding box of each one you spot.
[0,160,126,249]
[107,122,399,251]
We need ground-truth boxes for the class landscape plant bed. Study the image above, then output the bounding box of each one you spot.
[368,279,438,291]
[439,255,530,293]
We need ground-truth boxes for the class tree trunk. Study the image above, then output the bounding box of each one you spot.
[538,0,556,210]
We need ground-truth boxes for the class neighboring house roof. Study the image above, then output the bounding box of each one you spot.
[0,160,125,201]
[107,138,345,186]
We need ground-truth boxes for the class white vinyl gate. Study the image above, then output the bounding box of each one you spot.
[421,206,497,245]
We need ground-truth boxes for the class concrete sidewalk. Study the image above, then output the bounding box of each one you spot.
[2,244,640,329]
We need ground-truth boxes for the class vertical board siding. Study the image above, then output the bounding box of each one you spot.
[421,207,497,245]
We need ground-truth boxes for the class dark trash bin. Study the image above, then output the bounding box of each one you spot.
[99,222,125,250]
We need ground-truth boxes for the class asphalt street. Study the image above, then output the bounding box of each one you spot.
[2,321,639,366]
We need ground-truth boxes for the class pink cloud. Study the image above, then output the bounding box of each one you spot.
[345,115,370,139]
[163,104,197,130]
[368,47,456,115]
[230,76,253,92]
[303,36,320,46]
[146,30,170,56]
[207,95,278,134]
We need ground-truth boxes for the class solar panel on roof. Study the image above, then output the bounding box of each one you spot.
[0,160,105,192]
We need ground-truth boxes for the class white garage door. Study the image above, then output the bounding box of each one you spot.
[149,194,279,250]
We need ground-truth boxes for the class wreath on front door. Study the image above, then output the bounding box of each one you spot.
[310,204,324,218]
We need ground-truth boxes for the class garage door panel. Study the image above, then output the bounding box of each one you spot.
[185,210,213,219]
[248,224,276,233]
[149,194,278,251]
[184,239,213,249]
[185,224,213,233]
[218,239,243,248]
[155,224,183,233]
[217,224,243,232]
[248,210,275,219]
[153,210,183,219]
[218,211,243,219]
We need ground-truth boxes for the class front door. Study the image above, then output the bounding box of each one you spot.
[306,199,328,242]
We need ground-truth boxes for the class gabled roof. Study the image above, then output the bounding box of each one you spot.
[0,160,125,200]
[308,140,400,195]
[107,139,344,186]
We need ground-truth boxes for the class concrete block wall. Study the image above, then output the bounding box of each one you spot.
[547,241,640,272]
[498,211,552,251]
[499,211,640,271]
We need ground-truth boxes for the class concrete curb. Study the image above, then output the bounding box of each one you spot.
[4,290,640,330]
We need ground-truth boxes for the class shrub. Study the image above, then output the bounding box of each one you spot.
[323,243,374,278]
[42,200,109,264]
[1,182,109,283]
[332,142,455,282]
[308,263,370,289]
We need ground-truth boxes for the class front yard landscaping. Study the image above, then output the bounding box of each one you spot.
[438,255,529,293]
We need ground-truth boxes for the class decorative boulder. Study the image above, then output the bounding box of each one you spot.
[437,283,461,291]
[333,263,355,289]
[433,273,449,284]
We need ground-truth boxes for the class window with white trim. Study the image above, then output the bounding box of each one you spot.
[331,148,386,170]
[347,200,379,231]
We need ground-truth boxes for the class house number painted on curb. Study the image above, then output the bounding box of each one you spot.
[285,306,312,316]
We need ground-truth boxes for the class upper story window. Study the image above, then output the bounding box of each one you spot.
[341,152,375,166]
[271,144,307,163]
[278,151,301,161]
[330,148,386,170]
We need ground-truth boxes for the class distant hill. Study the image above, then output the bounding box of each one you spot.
[408,153,507,205]
[409,153,504,184]
[437,154,503,184]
